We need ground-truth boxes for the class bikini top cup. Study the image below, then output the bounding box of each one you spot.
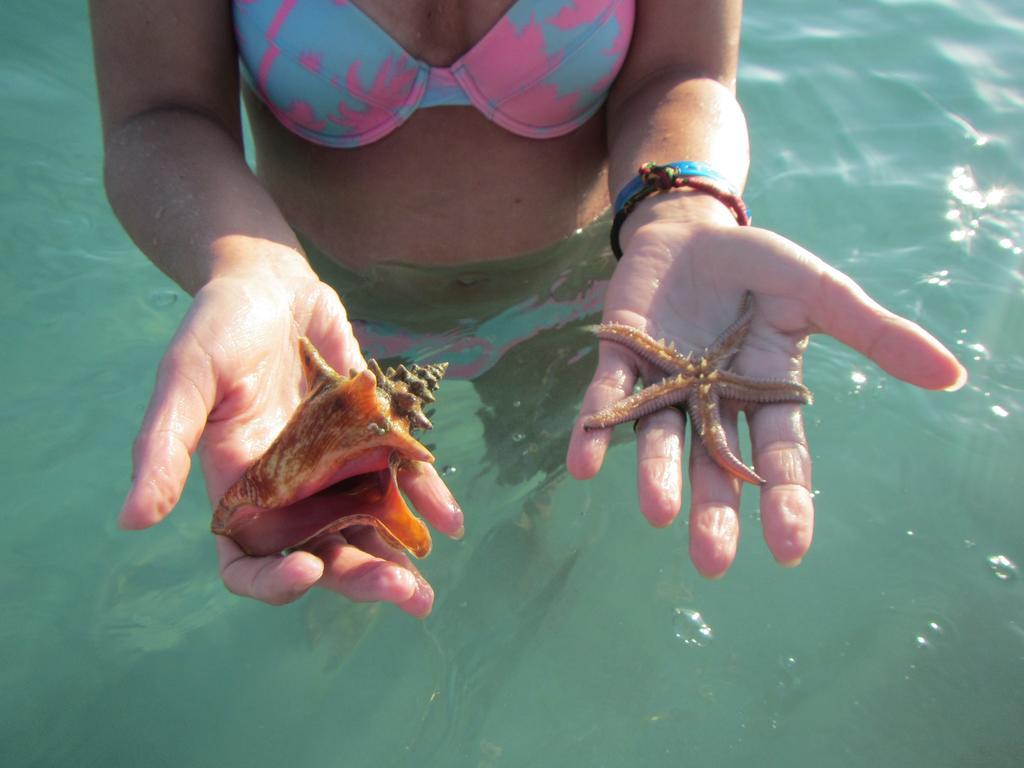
[233,0,635,147]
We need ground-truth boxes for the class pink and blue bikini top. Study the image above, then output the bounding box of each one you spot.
[233,0,635,148]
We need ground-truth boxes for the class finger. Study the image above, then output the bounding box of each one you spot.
[635,408,685,528]
[307,532,430,617]
[687,405,744,578]
[216,535,324,606]
[812,268,967,391]
[303,283,366,375]
[748,403,815,567]
[122,332,217,529]
[348,527,435,618]
[566,343,639,479]
[398,462,464,539]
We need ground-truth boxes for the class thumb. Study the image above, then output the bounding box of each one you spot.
[121,332,217,529]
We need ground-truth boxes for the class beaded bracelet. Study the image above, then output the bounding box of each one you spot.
[610,161,752,260]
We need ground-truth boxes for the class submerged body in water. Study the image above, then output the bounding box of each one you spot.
[90,0,966,614]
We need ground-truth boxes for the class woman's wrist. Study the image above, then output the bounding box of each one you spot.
[206,234,316,287]
[617,187,742,257]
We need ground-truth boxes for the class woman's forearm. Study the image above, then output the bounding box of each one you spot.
[102,107,312,295]
[603,0,749,233]
[608,73,750,192]
[606,73,752,233]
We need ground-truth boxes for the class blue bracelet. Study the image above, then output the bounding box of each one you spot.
[610,161,751,260]
[612,161,736,213]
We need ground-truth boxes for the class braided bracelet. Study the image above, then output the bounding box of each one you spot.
[610,161,751,260]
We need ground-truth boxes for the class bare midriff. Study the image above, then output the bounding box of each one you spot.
[244,88,611,271]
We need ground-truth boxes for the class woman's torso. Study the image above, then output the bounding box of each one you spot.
[236,0,633,270]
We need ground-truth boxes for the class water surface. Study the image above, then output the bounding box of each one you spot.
[2,1,1023,766]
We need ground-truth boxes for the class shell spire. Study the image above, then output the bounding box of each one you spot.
[366,359,448,431]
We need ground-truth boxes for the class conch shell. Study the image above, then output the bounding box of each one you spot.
[211,337,447,558]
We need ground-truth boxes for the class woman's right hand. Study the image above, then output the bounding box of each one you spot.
[119,254,463,616]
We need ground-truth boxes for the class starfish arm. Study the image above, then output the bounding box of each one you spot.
[592,323,696,374]
[587,294,813,487]
[714,370,814,405]
[702,292,755,369]
[688,388,765,485]
[583,376,692,430]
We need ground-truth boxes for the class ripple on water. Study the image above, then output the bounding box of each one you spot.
[776,654,801,694]
[987,554,1019,582]
[144,289,179,310]
[672,608,713,647]
[914,620,946,650]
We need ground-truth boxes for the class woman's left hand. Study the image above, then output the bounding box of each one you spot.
[567,213,966,577]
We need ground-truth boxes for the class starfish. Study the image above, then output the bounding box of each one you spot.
[583,293,812,485]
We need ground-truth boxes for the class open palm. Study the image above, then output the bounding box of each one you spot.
[120,270,462,614]
[568,222,965,576]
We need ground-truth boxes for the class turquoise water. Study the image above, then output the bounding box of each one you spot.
[3,1,1023,766]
